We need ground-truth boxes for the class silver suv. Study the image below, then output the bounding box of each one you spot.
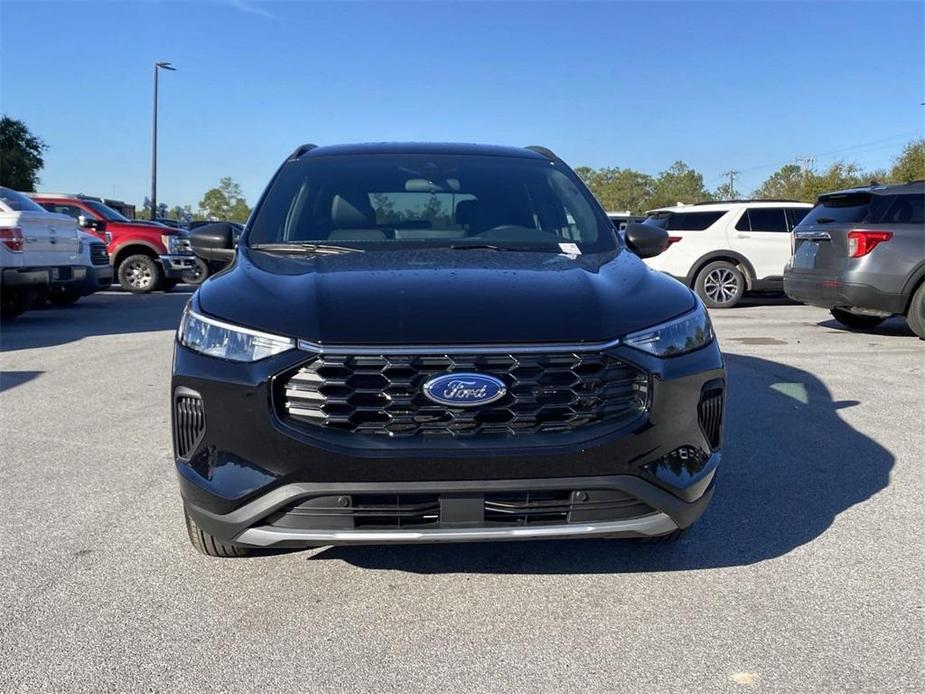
[784,181,925,338]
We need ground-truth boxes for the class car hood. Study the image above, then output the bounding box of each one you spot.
[196,247,696,344]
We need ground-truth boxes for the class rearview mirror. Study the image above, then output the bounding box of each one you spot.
[190,223,236,262]
[623,222,669,259]
[78,215,106,232]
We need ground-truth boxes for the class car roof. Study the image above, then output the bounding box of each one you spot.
[295,142,549,160]
[819,180,924,198]
[646,200,812,214]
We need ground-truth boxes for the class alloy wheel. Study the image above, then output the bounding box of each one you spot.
[703,268,740,305]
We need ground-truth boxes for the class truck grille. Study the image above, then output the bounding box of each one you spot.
[280,351,648,437]
[89,242,109,266]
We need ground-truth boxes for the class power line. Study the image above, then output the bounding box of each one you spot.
[720,169,739,192]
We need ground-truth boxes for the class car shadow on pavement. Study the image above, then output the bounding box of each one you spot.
[0,289,193,352]
[309,352,893,573]
[818,316,915,337]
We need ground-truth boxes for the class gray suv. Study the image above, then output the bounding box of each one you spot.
[784,181,925,338]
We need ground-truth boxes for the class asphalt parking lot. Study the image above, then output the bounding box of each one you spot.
[1,290,922,693]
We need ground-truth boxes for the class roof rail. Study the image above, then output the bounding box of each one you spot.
[288,143,318,161]
[524,145,561,163]
[692,198,805,205]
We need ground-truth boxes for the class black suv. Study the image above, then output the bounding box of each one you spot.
[175,143,725,556]
[785,181,925,338]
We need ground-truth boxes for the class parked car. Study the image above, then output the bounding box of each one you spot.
[174,142,725,557]
[155,218,188,230]
[45,230,113,305]
[784,181,925,338]
[607,211,645,232]
[1,187,82,318]
[641,200,812,308]
[29,193,196,293]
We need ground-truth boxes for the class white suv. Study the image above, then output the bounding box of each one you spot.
[641,200,812,308]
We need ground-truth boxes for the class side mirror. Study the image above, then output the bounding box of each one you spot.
[78,215,106,232]
[624,222,669,259]
[190,222,236,262]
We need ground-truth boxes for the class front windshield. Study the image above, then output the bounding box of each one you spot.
[247,154,617,253]
[83,199,130,222]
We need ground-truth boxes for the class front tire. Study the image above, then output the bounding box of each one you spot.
[184,509,251,558]
[905,283,925,340]
[695,260,745,308]
[182,257,211,286]
[117,254,163,293]
[830,308,886,331]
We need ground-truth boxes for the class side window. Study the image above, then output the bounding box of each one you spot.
[44,203,86,219]
[735,210,750,231]
[746,207,788,232]
[786,207,809,230]
[880,194,924,224]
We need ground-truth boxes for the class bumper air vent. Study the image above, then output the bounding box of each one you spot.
[173,390,205,459]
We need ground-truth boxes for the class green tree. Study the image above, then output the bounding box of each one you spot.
[0,115,47,190]
[574,166,654,213]
[647,161,712,209]
[752,163,804,200]
[753,161,870,202]
[889,138,925,183]
[198,176,251,222]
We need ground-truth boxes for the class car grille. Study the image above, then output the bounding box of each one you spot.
[173,393,205,458]
[89,242,109,266]
[265,489,656,530]
[280,351,648,437]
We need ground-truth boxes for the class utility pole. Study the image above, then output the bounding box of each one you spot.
[151,61,176,221]
[796,155,815,176]
[721,170,739,197]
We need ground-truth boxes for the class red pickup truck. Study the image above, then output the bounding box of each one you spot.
[29,193,196,293]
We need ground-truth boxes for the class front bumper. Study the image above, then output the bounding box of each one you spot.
[173,335,725,548]
[158,254,197,279]
[784,269,906,315]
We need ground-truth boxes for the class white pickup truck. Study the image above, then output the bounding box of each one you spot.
[1,186,96,318]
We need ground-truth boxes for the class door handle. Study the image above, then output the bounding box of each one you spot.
[737,234,752,239]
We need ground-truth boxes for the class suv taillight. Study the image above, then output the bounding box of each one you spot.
[847,230,892,258]
[0,226,24,252]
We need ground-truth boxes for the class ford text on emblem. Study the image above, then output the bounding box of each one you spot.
[422,373,507,407]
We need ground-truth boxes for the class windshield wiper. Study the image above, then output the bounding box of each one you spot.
[249,242,363,255]
[449,243,544,252]
[813,217,837,224]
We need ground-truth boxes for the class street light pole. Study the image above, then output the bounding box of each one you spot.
[151,61,175,221]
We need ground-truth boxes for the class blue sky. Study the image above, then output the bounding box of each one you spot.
[1,0,922,209]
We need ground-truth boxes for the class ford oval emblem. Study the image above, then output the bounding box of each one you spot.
[422,373,507,407]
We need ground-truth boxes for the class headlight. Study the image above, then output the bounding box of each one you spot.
[623,302,714,357]
[162,234,192,254]
[178,309,294,362]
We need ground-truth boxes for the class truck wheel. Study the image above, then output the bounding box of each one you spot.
[48,291,82,306]
[830,308,886,331]
[695,260,745,308]
[184,509,251,558]
[182,257,211,286]
[1,288,35,319]
[118,254,163,293]
[906,283,925,340]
